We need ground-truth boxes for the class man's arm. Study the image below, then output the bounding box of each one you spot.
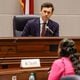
[21,22,30,36]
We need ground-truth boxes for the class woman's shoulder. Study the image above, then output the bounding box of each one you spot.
[53,58,63,64]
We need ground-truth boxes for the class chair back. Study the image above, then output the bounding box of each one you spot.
[13,15,39,36]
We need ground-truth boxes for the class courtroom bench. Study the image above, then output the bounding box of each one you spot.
[0,67,49,80]
[0,55,80,69]
[0,37,80,58]
[0,37,80,80]
[0,56,58,69]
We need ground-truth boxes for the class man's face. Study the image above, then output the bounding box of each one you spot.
[40,7,53,22]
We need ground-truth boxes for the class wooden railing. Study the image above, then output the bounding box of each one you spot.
[0,37,80,80]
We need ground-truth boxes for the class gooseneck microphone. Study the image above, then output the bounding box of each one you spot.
[46,26,54,34]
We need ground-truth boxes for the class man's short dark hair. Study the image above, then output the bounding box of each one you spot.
[41,2,54,12]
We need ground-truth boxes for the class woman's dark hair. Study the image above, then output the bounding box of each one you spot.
[59,38,80,75]
[59,38,76,57]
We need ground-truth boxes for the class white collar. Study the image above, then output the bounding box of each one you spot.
[40,17,48,24]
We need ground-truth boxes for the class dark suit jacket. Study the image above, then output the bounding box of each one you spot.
[21,18,59,37]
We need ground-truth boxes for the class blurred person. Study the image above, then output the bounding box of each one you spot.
[21,2,59,37]
[60,75,80,80]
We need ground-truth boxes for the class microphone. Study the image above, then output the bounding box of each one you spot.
[46,26,54,34]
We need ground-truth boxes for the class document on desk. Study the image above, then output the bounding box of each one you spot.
[20,59,40,68]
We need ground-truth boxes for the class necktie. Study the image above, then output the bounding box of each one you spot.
[41,23,46,36]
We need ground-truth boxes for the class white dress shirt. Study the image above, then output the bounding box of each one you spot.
[40,17,48,36]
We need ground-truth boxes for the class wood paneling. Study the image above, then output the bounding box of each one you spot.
[0,37,80,80]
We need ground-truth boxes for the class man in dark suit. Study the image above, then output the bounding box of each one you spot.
[21,2,59,37]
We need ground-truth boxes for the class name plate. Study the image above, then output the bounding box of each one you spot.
[20,59,40,68]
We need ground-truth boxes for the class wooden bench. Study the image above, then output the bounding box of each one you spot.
[0,37,80,80]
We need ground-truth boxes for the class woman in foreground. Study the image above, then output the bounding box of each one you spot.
[48,38,80,80]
